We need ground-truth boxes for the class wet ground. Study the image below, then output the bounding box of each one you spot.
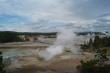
[1,47,94,73]
[0,38,102,73]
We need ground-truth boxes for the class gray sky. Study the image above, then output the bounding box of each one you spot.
[0,0,110,32]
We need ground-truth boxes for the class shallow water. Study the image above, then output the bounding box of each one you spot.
[2,49,39,59]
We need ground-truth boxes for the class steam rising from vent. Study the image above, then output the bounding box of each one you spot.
[39,28,80,60]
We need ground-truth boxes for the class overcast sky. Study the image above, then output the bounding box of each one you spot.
[0,0,110,32]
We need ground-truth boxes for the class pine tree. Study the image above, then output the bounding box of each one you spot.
[0,52,5,73]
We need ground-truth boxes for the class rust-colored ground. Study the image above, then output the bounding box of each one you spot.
[7,53,93,73]
[7,59,81,73]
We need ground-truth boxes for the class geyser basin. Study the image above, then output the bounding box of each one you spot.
[2,47,94,73]
[38,28,81,60]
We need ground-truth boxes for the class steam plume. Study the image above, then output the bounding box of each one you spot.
[39,28,79,60]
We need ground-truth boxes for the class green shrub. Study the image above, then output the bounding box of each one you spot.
[77,49,110,73]
[78,60,110,73]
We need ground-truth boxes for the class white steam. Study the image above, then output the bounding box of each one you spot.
[39,28,79,60]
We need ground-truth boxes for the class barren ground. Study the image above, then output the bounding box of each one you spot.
[0,39,99,73]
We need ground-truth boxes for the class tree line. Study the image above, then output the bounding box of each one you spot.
[0,31,57,43]
[0,31,22,43]
[78,35,110,73]
[81,36,110,51]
